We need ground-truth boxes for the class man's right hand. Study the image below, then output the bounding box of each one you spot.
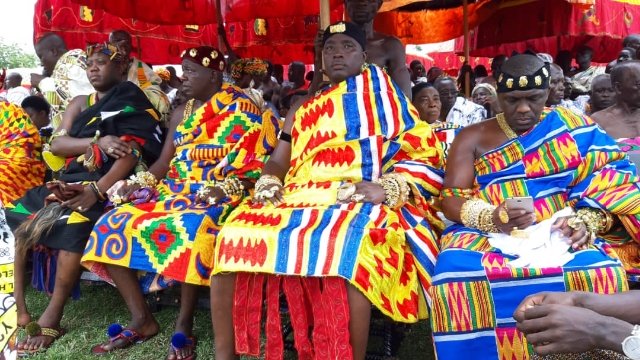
[492,202,536,234]
[513,292,583,323]
[98,135,132,159]
[30,73,45,89]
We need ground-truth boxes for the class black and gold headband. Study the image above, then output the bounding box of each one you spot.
[86,42,124,62]
[496,61,550,93]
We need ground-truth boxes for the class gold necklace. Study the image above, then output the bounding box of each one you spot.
[496,113,517,139]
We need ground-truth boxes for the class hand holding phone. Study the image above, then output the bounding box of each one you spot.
[505,196,534,213]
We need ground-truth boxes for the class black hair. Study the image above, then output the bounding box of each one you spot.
[21,96,51,116]
[411,82,434,99]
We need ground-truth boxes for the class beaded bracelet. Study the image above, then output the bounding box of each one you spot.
[220,177,245,198]
[254,175,283,200]
[440,187,474,199]
[88,181,107,201]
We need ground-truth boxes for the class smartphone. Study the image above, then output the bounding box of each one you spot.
[505,196,534,212]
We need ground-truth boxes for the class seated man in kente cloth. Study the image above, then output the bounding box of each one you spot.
[431,53,640,359]
[210,22,444,360]
[81,46,279,359]
[0,101,45,204]
[6,42,163,355]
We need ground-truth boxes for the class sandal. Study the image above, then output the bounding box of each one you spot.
[17,322,66,357]
[91,323,156,355]
[166,332,197,360]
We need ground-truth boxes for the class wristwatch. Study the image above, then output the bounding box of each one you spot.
[622,325,640,360]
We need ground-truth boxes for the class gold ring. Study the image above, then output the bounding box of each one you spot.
[351,193,365,202]
[107,147,114,154]
[498,208,510,224]
[567,216,584,231]
[77,206,84,212]
[337,183,356,202]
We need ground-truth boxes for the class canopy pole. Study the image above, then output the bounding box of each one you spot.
[463,0,470,98]
[320,0,330,28]
[320,0,330,82]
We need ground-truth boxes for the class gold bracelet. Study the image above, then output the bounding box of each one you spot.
[375,173,410,209]
[220,177,245,198]
[127,171,158,188]
[460,199,498,232]
[255,174,283,193]
[575,208,613,235]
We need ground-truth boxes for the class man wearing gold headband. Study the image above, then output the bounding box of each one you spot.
[432,54,640,359]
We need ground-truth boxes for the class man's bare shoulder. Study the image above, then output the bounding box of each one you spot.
[379,34,404,51]
[590,106,617,125]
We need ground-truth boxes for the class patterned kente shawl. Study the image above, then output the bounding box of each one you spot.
[441,107,640,276]
[215,64,444,359]
[57,81,163,183]
[0,102,44,204]
[82,83,281,288]
[167,83,280,187]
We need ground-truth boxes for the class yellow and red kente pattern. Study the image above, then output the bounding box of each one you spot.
[214,64,445,323]
[0,101,44,204]
[82,84,280,289]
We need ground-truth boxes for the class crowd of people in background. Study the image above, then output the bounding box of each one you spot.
[4,0,640,359]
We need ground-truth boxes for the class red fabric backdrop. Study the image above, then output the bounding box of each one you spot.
[35,0,219,64]
[70,0,218,25]
[67,0,345,64]
[406,53,492,75]
[456,0,640,63]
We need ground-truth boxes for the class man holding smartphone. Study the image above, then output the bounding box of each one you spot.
[429,53,640,360]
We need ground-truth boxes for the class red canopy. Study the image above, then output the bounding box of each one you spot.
[374,0,594,45]
[225,8,344,64]
[68,0,345,64]
[70,0,218,25]
[456,0,640,63]
[35,0,218,65]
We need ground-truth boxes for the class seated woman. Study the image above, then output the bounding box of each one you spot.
[432,54,640,359]
[210,22,444,360]
[412,82,460,159]
[6,42,163,355]
[0,101,45,204]
[81,46,279,359]
[472,83,500,118]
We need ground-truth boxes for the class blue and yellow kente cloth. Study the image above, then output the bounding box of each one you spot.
[431,107,640,359]
[81,84,280,289]
[215,64,444,322]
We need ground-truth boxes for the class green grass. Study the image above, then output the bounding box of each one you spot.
[22,284,434,359]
